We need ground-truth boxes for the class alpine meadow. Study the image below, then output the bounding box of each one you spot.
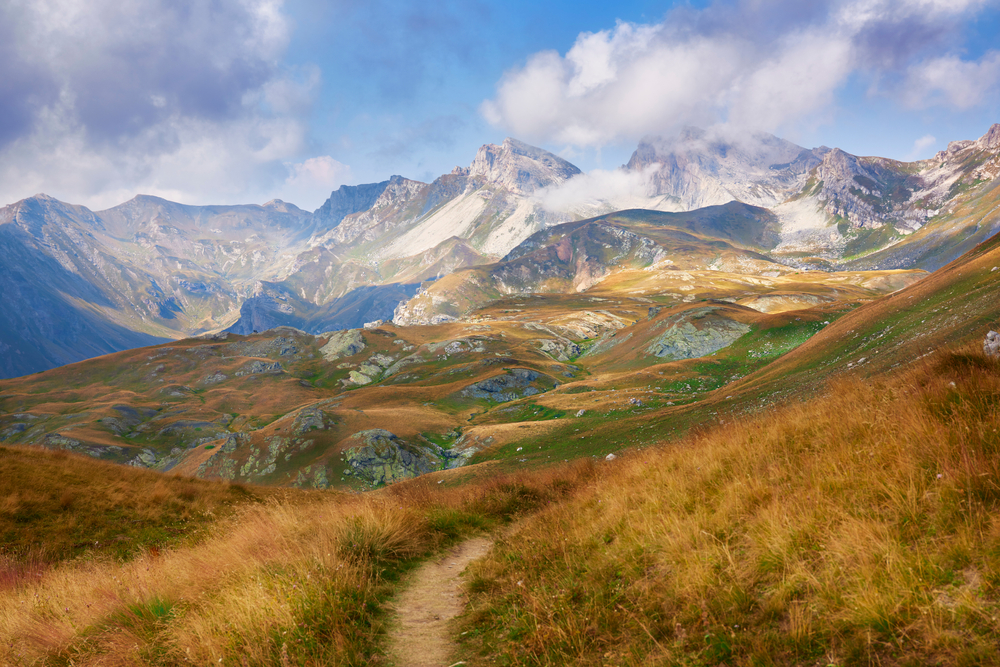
[4,1,1000,665]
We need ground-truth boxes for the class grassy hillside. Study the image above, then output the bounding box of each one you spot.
[2,343,998,665]
[0,446,276,564]
[458,347,1000,666]
[0,452,595,666]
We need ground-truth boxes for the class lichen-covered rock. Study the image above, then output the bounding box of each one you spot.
[201,372,227,385]
[292,406,333,435]
[368,353,396,367]
[320,330,366,361]
[127,448,158,467]
[359,363,382,377]
[645,307,751,360]
[344,429,442,486]
[235,360,282,376]
[986,330,1000,356]
[460,368,554,402]
[535,338,581,361]
[348,370,373,385]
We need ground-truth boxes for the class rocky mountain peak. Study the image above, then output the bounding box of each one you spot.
[976,123,1000,150]
[467,138,582,195]
[262,199,303,213]
[935,124,1000,161]
[624,128,823,210]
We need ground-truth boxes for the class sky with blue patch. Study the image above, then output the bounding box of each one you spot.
[1,0,999,210]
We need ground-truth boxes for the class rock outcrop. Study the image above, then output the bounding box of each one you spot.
[320,329,366,361]
[460,368,555,402]
[312,179,393,229]
[343,429,443,486]
[644,307,751,360]
[985,330,1000,357]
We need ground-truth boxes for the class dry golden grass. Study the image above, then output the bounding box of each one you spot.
[0,446,265,565]
[0,451,596,666]
[457,346,1000,666]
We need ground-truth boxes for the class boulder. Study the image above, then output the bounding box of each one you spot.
[344,429,442,486]
[235,360,282,376]
[320,330,366,361]
[985,330,1000,357]
[460,368,553,402]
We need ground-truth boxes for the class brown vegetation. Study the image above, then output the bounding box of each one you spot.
[457,346,1000,665]
[0,453,595,665]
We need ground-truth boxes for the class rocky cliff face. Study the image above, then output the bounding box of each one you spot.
[311,180,392,229]
[305,139,578,262]
[804,149,928,232]
[313,175,428,248]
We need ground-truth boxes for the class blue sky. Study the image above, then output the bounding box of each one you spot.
[1,0,999,211]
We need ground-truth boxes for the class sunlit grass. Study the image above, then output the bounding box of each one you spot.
[0,453,595,665]
[457,346,1000,666]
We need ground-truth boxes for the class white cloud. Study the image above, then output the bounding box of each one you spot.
[905,134,938,160]
[281,156,354,211]
[482,28,744,147]
[727,29,854,130]
[532,164,661,215]
[0,0,329,209]
[482,0,1000,149]
[901,52,1000,110]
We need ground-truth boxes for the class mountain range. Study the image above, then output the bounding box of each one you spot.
[2,125,999,378]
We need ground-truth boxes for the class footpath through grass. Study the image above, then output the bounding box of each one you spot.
[0,456,595,666]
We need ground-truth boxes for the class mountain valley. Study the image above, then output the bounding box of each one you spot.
[3,125,1000,667]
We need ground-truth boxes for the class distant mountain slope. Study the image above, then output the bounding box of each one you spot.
[393,204,786,325]
[3,127,1000,378]
[0,140,583,377]
[306,138,580,261]
[615,125,1000,268]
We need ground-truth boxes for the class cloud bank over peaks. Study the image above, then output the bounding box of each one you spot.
[0,0,327,209]
[532,163,661,215]
[481,0,1000,148]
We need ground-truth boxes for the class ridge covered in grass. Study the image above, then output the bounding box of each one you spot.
[456,348,1000,666]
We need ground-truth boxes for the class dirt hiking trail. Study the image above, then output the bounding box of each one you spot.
[389,536,492,667]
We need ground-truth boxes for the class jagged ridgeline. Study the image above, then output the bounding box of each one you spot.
[3,126,1000,378]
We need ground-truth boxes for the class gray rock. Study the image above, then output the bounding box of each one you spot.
[985,330,1000,357]
[536,338,581,362]
[645,307,751,360]
[0,423,27,440]
[460,368,547,402]
[201,372,228,385]
[348,370,373,385]
[344,429,443,486]
[320,330,366,361]
[292,406,334,435]
[128,448,158,467]
[235,360,283,376]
